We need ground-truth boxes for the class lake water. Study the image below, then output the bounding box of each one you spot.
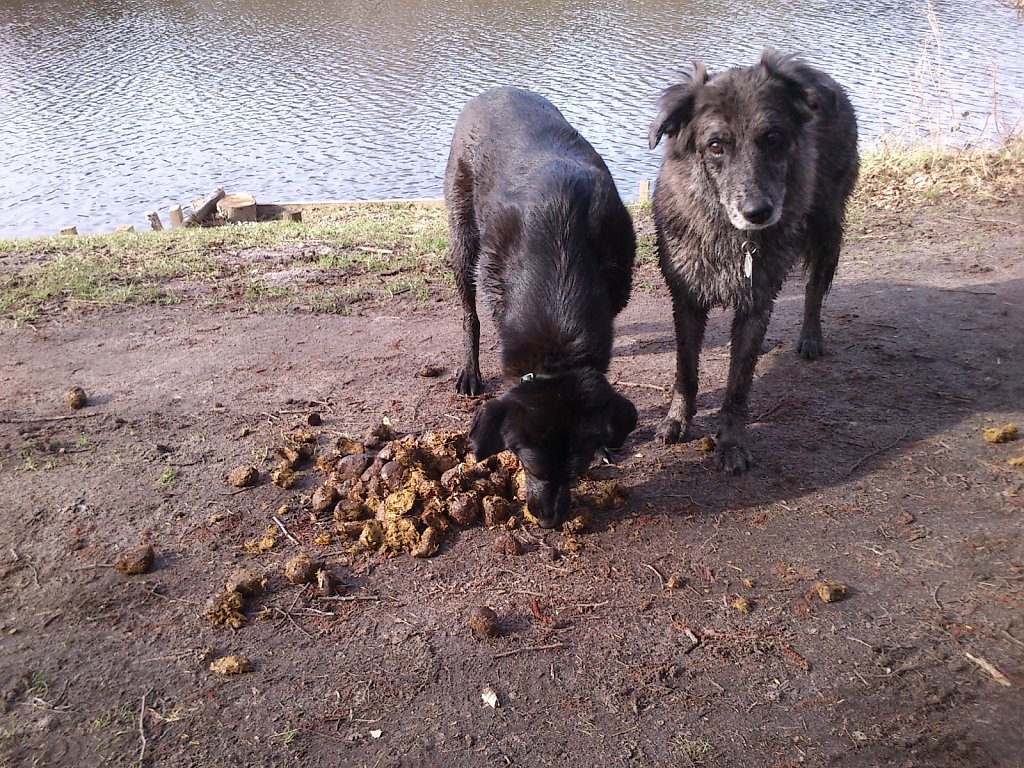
[1,0,1022,238]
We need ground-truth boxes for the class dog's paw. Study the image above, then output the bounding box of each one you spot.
[655,418,683,445]
[715,441,752,475]
[796,334,826,360]
[455,368,483,396]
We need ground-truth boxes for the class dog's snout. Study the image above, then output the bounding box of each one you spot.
[740,197,774,225]
[525,477,572,529]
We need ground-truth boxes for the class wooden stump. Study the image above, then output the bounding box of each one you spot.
[284,210,302,223]
[59,226,78,236]
[638,180,650,203]
[115,224,135,233]
[168,204,184,229]
[217,194,257,223]
[146,211,164,231]
[184,187,225,228]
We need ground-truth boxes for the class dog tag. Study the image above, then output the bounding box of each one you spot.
[741,240,758,280]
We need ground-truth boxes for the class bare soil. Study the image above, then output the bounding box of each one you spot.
[1,192,1022,768]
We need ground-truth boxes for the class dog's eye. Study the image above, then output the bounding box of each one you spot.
[707,140,725,156]
[763,130,784,148]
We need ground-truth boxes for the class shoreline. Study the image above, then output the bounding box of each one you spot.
[0,139,1020,324]
[2,137,1021,244]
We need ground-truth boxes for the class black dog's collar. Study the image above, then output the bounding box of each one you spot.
[520,372,558,383]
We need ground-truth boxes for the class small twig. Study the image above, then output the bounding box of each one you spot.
[294,607,337,617]
[643,562,666,588]
[495,567,532,580]
[0,411,106,424]
[612,380,668,392]
[950,213,1023,228]
[51,679,71,709]
[842,427,911,479]
[506,588,546,598]
[272,515,300,545]
[932,581,944,610]
[69,563,117,571]
[751,399,787,423]
[964,651,1012,687]
[138,689,151,767]
[925,388,974,404]
[218,486,256,496]
[998,629,1024,649]
[493,643,566,659]
[140,582,200,606]
[10,548,41,586]
[317,595,381,602]
[271,606,314,639]
[164,457,206,467]
[938,288,997,296]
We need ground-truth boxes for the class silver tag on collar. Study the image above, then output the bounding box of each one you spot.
[741,240,758,279]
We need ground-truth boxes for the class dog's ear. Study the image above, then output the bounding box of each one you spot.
[602,391,638,450]
[469,398,509,460]
[649,62,708,150]
[761,48,837,121]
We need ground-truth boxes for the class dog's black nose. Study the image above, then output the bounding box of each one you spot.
[526,479,572,529]
[741,199,774,225]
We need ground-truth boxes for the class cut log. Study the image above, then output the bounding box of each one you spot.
[168,204,184,229]
[59,226,78,236]
[217,193,257,223]
[284,210,302,223]
[184,187,226,227]
[115,224,135,233]
[146,211,164,231]
[638,180,650,203]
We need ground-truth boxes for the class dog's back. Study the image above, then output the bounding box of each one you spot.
[446,86,634,379]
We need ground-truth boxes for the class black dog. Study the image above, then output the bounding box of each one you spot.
[444,86,638,528]
[648,50,859,473]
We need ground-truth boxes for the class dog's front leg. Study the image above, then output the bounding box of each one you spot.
[717,306,771,474]
[656,294,708,444]
[455,304,483,396]
[450,207,484,396]
[797,215,843,359]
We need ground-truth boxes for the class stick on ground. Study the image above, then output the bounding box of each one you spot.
[493,643,565,659]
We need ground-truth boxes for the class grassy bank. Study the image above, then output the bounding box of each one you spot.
[1,140,1021,324]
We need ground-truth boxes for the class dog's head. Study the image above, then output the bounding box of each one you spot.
[649,49,836,231]
[468,371,637,528]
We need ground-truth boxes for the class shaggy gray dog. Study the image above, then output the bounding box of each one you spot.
[649,50,859,473]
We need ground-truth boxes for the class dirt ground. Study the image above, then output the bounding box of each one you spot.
[1,190,1022,768]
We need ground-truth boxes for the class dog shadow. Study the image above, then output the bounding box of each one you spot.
[599,274,1024,519]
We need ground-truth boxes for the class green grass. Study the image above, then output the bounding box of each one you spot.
[90,703,136,733]
[0,232,217,322]
[0,203,450,322]
[275,726,299,745]
[0,142,1019,323]
[855,136,1024,204]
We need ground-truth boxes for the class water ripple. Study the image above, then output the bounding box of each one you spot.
[0,0,1021,237]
